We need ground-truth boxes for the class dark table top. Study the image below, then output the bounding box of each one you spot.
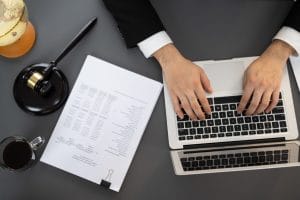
[1,0,300,200]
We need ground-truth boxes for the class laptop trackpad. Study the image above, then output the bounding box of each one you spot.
[201,61,246,94]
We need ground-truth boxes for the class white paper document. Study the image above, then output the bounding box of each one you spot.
[41,55,162,192]
[290,57,300,92]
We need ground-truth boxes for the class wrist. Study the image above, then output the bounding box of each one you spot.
[265,40,295,62]
[153,44,184,71]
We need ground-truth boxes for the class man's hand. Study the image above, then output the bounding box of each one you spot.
[153,44,213,120]
[238,40,295,115]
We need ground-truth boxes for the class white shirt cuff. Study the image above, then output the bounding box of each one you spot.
[274,26,300,56]
[138,31,173,58]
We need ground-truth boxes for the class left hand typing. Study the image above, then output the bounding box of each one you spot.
[237,40,295,115]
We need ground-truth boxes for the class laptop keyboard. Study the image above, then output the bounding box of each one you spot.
[181,149,289,171]
[177,94,287,141]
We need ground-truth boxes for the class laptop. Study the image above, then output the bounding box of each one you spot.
[163,57,300,175]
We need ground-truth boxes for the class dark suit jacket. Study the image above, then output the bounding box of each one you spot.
[103,0,300,48]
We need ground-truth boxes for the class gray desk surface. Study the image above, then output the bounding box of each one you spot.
[1,0,300,200]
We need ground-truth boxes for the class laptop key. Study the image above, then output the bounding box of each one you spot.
[214,96,241,104]
[249,131,256,135]
[234,132,241,136]
[237,117,244,124]
[218,133,225,137]
[266,155,273,162]
[234,111,242,117]
[182,162,191,168]
[207,120,214,126]
[185,122,192,128]
[282,150,289,154]
[259,156,265,163]
[212,112,219,119]
[215,119,222,126]
[252,116,259,122]
[192,121,199,127]
[222,104,229,111]
[281,154,288,161]
[227,111,234,118]
[264,122,271,129]
[205,114,212,120]
[245,117,251,123]
[230,104,236,110]
[250,124,256,130]
[192,161,198,167]
[267,115,274,121]
[204,127,211,133]
[229,158,235,164]
[244,157,251,164]
[237,157,243,164]
[275,114,285,121]
[222,159,228,165]
[241,131,248,135]
[187,136,193,140]
[257,130,264,134]
[260,116,267,122]
[265,129,272,134]
[235,153,242,157]
[242,124,249,130]
[183,115,189,121]
[226,132,233,137]
[272,122,279,128]
[199,160,206,166]
[220,112,226,118]
[181,158,187,162]
[220,126,226,132]
[179,136,186,140]
[227,125,234,132]
[197,128,204,134]
[234,125,241,131]
[177,122,184,128]
[189,128,196,135]
[277,100,283,106]
[279,121,287,128]
[178,129,188,136]
[273,107,284,114]
[196,156,203,160]
[212,127,218,133]
[200,120,206,127]
[257,123,264,129]
[195,135,202,139]
[280,128,288,133]
[222,119,229,125]
[230,118,237,124]
[215,105,221,111]
[273,129,280,133]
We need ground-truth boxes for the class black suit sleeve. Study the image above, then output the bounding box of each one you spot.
[284,1,300,31]
[103,0,165,48]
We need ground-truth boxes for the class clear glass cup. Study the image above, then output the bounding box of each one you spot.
[0,136,45,171]
[0,0,36,58]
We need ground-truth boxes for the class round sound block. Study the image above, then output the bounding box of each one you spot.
[13,63,69,115]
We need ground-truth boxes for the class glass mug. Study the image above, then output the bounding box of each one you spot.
[0,136,45,171]
[0,0,36,58]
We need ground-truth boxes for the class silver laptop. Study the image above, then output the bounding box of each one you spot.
[163,57,300,175]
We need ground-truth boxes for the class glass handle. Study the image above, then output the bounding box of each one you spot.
[29,136,45,151]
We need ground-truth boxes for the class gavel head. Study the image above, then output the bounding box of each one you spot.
[13,63,69,115]
[26,70,53,96]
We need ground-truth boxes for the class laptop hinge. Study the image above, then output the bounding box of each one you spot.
[183,137,285,150]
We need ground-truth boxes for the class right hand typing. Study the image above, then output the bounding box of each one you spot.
[153,44,213,120]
